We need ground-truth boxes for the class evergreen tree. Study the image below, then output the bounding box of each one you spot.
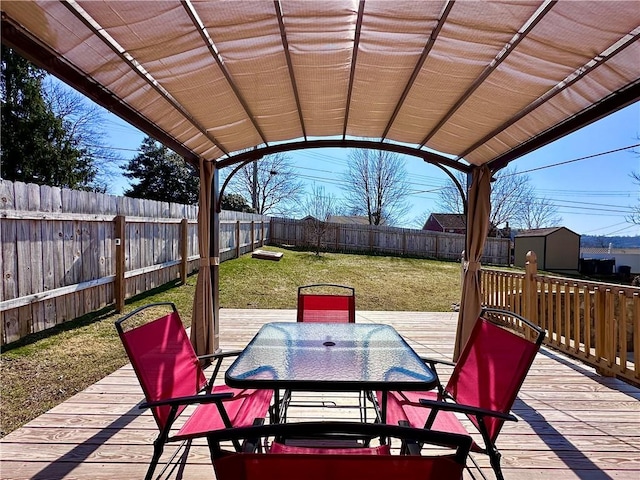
[220,193,253,212]
[0,46,96,189]
[123,137,199,204]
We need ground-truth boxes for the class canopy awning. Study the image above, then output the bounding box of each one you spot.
[2,1,638,172]
[2,1,639,357]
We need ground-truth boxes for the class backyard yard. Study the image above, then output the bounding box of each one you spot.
[0,247,462,438]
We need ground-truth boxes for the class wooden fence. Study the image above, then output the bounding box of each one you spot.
[481,251,639,385]
[0,180,269,345]
[269,217,510,264]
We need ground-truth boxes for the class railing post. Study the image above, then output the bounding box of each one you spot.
[604,288,615,371]
[180,218,188,284]
[593,288,606,374]
[114,215,126,313]
[634,292,640,382]
[524,251,538,338]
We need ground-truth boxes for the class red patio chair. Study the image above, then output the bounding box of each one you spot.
[378,308,545,480]
[297,283,356,323]
[207,421,472,480]
[285,284,365,420]
[115,302,273,480]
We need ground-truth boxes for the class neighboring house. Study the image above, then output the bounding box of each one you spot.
[514,227,580,272]
[422,213,466,234]
[422,213,507,237]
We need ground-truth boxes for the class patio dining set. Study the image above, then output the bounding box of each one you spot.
[115,284,545,480]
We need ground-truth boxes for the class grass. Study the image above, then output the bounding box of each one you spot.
[0,246,461,438]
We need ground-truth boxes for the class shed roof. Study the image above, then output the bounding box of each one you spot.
[516,227,579,238]
[2,1,638,172]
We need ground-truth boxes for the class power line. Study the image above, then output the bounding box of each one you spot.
[505,143,640,175]
[600,224,639,235]
[581,221,630,234]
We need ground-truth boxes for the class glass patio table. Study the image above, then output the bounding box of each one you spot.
[225,322,437,423]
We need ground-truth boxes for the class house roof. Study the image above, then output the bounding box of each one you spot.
[516,227,579,238]
[2,1,638,173]
[427,213,467,230]
[327,215,373,225]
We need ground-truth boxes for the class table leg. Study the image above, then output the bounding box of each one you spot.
[381,392,387,424]
[273,389,280,423]
[379,392,388,445]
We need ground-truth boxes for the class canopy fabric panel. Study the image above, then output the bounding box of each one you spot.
[2,0,639,170]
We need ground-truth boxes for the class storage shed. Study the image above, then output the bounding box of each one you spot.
[514,227,580,273]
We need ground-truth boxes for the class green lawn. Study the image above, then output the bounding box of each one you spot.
[0,246,461,437]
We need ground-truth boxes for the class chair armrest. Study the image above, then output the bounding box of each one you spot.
[199,350,243,361]
[418,398,518,422]
[418,357,452,397]
[140,391,234,410]
[204,350,244,390]
[420,356,455,368]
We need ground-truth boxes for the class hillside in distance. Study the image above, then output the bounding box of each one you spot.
[580,235,640,248]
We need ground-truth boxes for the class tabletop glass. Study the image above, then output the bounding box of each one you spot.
[225,322,436,391]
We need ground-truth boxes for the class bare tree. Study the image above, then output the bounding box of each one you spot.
[341,149,411,226]
[230,153,305,216]
[436,167,561,231]
[44,78,123,192]
[301,184,337,255]
[627,170,640,225]
[519,196,562,229]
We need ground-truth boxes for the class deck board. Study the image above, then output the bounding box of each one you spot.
[1,309,639,480]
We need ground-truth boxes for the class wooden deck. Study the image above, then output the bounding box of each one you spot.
[1,310,639,479]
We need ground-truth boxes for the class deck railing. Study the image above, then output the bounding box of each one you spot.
[481,251,639,385]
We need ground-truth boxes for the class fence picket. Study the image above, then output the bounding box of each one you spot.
[269,217,509,263]
[481,267,639,384]
[0,181,269,345]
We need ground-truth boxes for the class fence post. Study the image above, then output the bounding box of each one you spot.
[369,227,374,253]
[251,220,255,252]
[261,220,265,247]
[524,251,538,335]
[114,215,126,313]
[180,218,188,284]
[236,220,241,259]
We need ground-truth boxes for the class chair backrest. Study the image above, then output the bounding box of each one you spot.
[210,421,470,480]
[213,454,465,480]
[115,302,207,431]
[297,284,356,323]
[445,309,545,441]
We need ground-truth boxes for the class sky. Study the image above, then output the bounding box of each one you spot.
[102,100,639,238]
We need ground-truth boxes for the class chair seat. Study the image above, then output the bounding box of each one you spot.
[270,442,391,455]
[379,391,473,445]
[174,386,272,441]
